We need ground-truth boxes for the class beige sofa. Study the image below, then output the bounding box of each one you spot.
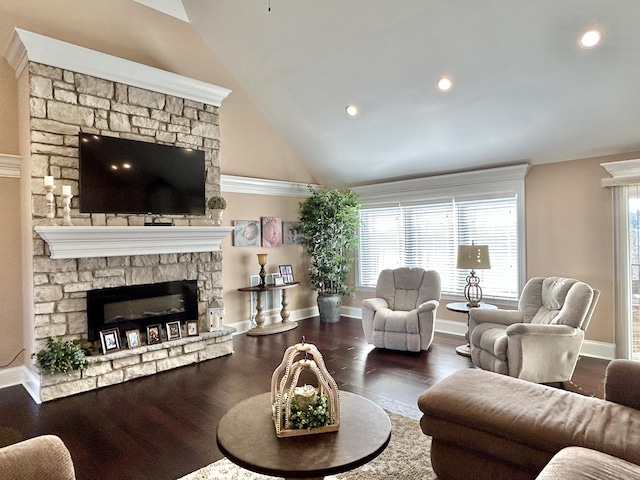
[418,359,640,480]
[0,434,76,480]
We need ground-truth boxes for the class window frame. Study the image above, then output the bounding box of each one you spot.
[352,164,529,304]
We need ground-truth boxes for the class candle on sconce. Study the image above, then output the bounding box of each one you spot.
[62,185,72,196]
[44,176,54,187]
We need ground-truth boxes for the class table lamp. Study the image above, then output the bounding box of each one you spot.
[457,243,491,307]
[257,253,268,287]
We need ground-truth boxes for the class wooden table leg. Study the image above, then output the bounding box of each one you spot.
[280,288,291,323]
[254,290,265,329]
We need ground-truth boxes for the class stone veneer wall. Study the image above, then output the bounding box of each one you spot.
[27,61,233,401]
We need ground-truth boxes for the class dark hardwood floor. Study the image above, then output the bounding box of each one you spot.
[0,317,609,480]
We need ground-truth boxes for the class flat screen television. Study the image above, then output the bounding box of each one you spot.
[79,133,206,215]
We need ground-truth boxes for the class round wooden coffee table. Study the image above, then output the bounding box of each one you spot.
[217,391,391,480]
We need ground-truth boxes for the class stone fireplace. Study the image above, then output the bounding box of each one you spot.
[6,29,235,402]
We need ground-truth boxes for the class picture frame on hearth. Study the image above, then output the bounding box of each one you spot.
[100,328,121,354]
[186,319,199,337]
[166,321,182,341]
[125,329,141,349]
[147,324,162,345]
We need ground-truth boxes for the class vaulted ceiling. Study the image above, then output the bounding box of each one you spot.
[154,1,640,187]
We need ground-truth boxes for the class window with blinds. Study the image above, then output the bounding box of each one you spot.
[358,195,519,301]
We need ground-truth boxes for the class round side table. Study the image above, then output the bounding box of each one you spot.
[446,302,498,357]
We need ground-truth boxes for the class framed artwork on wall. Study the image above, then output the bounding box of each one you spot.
[147,324,162,345]
[233,220,261,246]
[100,328,121,354]
[262,217,282,247]
[283,221,304,245]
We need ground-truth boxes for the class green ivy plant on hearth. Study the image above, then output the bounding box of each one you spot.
[32,336,87,375]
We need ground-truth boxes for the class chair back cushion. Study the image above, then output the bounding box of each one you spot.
[376,267,440,311]
[521,277,594,328]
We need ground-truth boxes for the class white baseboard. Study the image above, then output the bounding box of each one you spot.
[0,365,41,404]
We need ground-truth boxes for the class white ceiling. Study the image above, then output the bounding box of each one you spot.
[164,1,640,187]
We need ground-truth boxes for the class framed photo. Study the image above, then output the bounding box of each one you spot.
[166,321,182,340]
[146,324,162,345]
[279,264,294,284]
[233,220,261,246]
[186,319,199,337]
[125,329,141,349]
[273,274,285,286]
[261,216,282,247]
[283,221,304,245]
[99,328,121,354]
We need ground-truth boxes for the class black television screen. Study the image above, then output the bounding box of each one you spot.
[79,133,206,215]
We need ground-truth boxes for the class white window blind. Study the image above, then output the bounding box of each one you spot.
[359,196,518,300]
[354,164,528,301]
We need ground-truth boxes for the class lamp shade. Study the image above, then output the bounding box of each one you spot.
[457,245,491,270]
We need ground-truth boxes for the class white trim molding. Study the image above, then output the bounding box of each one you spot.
[4,29,231,107]
[221,174,321,197]
[35,225,233,259]
[601,159,640,187]
[0,366,41,404]
[0,154,21,178]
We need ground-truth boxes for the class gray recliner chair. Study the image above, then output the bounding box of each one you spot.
[361,267,440,352]
[469,276,600,383]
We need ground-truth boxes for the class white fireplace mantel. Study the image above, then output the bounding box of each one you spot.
[35,226,233,259]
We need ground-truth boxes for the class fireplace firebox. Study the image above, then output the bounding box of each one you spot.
[87,280,198,342]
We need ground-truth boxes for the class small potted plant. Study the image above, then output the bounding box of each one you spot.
[32,336,87,375]
[207,195,227,226]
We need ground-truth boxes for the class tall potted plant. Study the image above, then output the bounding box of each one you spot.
[298,187,360,323]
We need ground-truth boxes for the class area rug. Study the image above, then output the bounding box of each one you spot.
[178,411,436,480]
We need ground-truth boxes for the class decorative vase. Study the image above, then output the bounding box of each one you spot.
[209,209,224,226]
[317,294,342,323]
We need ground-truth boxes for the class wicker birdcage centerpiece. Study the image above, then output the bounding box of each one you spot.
[271,337,340,438]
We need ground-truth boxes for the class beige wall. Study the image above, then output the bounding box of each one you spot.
[0,177,22,367]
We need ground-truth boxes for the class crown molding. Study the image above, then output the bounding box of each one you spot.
[0,154,21,178]
[601,159,640,187]
[220,175,321,197]
[352,164,530,206]
[4,29,231,107]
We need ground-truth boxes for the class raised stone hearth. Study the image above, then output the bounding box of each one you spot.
[41,328,234,402]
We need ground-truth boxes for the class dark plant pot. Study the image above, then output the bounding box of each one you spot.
[317,294,342,323]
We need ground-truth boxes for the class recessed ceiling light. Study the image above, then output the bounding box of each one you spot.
[580,29,602,48]
[437,76,453,92]
[345,104,359,117]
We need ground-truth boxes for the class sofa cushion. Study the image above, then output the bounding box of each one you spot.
[418,369,640,469]
[536,447,640,480]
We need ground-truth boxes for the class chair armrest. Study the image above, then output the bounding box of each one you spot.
[0,435,76,480]
[605,359,640,410]
[362,298,389,311]
[506,323,578,336]
[417,300,439,313]
[469,308,522,326]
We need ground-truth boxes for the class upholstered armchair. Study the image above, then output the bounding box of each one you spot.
[362,267,440,352]
[469,276,600,383]
[0,435,76,479]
